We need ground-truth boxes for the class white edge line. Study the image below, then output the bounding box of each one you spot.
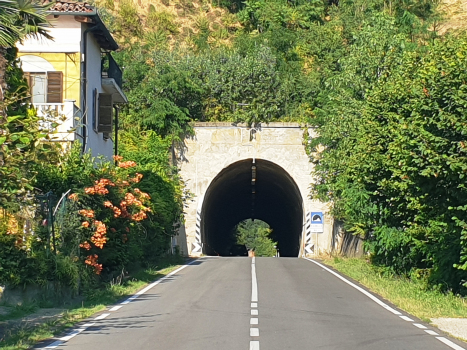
[60,329,84,341]
[44,340,63,349]
[120,260,198,305]
[59,322,95,342]
[399,315,414,322]
[436,337,466,350]
[40,260,198,349]
[413,323,427,329]
[304,258,401,315]
[425,330,439,336]
[94,313,110,320]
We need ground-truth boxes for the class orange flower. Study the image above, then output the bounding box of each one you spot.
[94,264,103,274]
[82,221,90,228]
[131,211,147,221]
[84,254,103,274]
[104,201,113,208]
[79,241,91,250]
[118,161,137,169]
[113,155,124,161]
[112,207,122,218]
[84,187,96,195]
[85,254,98,266]
[79,209,95,218]
[68,193,79,201]
[130,173,144,183]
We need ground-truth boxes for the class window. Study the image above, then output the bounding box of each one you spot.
[24,71,63,103]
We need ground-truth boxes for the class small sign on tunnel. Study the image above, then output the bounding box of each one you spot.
[310,212,323,233]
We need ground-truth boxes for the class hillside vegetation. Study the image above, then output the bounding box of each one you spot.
[95,0,467,295]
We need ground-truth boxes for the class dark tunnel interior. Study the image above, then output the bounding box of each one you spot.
[201,159,303,257]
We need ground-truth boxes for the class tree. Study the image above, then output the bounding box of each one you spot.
[0,0,51,101]
[235,219,277,257]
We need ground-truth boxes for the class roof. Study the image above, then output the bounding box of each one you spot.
[43,0,119,51]
[43,0,94,13]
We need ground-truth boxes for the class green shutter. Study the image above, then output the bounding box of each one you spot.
[98,93,113,133]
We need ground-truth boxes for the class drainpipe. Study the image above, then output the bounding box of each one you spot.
[80,25,99,154]
[114,104,119,165]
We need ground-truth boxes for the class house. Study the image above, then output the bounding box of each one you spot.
[16,0,127,161]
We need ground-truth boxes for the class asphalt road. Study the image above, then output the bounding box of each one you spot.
[40,257,467,350]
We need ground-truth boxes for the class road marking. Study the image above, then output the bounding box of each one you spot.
[39,260,198,349]
[436,337,466,350]
[425,330,439,336]
[250,257,260,349]
[304,258,465,349]
[44,340,63,348]
[399,316,414,321]
[58,322,95,343]
[304,258,401,315]
[250,340,260,350]
[251,258,258,302]
[94,313,110,320]
[413,323,427,329]
[120,260,198,305]
[250,328,259,336]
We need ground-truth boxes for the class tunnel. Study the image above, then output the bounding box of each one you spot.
[201,158,304,257]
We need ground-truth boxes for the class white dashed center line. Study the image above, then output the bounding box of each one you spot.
[250,257,260,349]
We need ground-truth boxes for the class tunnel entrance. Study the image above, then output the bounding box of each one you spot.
[201,159,304,257]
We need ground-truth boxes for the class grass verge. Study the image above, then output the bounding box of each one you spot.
[0,256,185,350]
[322,257,467,322]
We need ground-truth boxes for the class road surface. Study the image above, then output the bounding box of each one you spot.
[38,257,467,350]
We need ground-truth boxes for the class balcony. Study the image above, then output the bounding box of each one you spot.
[101,53,128,103]
[34,100,81,142]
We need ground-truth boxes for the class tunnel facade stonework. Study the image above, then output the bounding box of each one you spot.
[175,122,334,257]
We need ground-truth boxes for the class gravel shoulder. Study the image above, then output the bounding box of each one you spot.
[431,318,467,341]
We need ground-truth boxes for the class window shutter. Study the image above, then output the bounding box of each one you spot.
[46,71,63,103]
[98,93,113,133]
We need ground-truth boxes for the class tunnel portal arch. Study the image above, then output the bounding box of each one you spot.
[176,122,333,258]
[200,158,304,257]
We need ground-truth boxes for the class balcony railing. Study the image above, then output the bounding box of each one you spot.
[33,100,81,141]
[102,53,123,90]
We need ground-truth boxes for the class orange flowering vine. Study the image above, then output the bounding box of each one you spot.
[118,161,137,169]
[85,254,103,274]
[68,193,79,201]
[79,241,91,250]
[79,209,95,218]
[90,220,107,249]
[84,179,115,196]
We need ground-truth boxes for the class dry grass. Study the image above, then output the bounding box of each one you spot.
[437,0,467,33]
